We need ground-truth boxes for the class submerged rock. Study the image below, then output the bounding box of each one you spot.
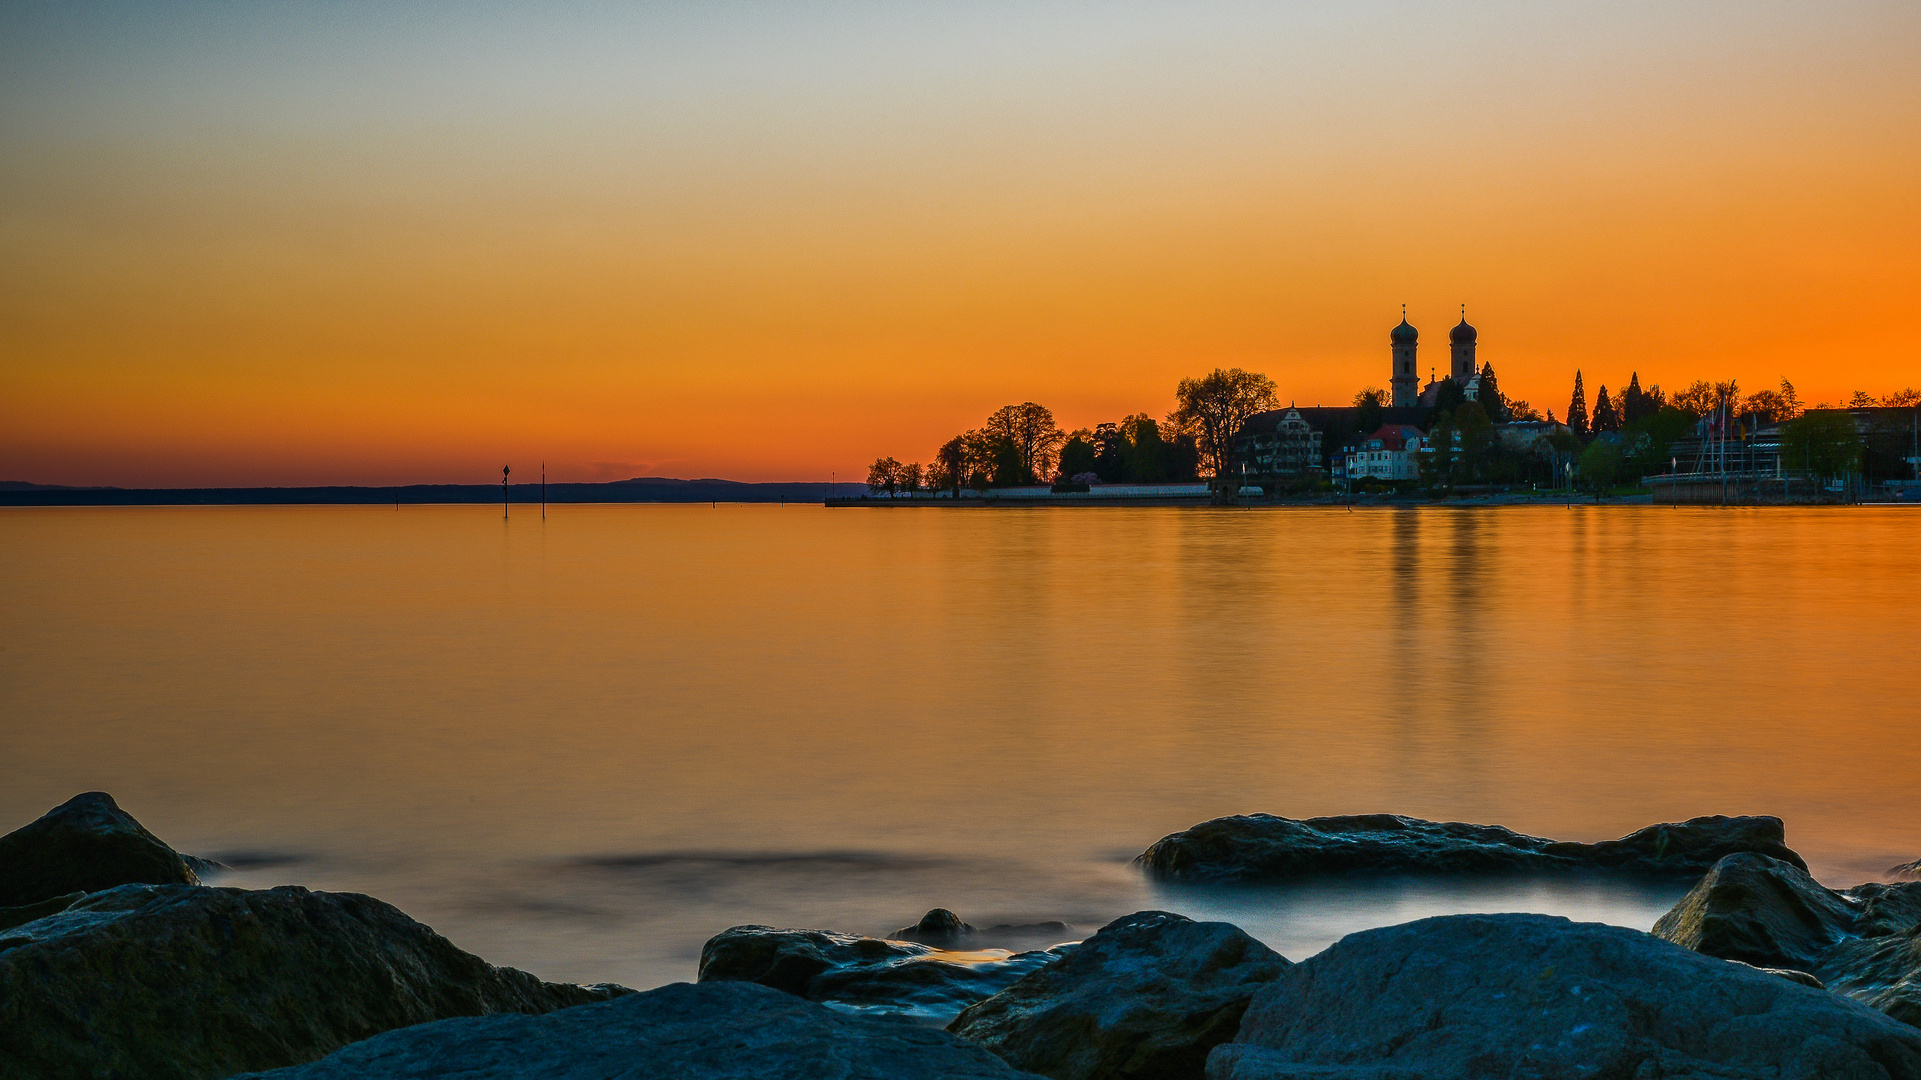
[232,980,1044,1079]
[892,908,1077,951]
[949,910,1289,1080]
[896,908,974,945]
[1210,913,1921,1080]
[0,883,628,1080]
[1136,811,1805,884]
[699,924,1066,1024]
[1651,851,1858,970]
[0,791,200,905]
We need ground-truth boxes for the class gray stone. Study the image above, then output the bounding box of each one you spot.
[1652,853,1921,1027]
[0,883,628,1080]
[1651,851,1857,970]
[699,923,1064,1024]
[1820,928,1921,1030]
[949,910,1290,1080]
[0,791,200,905]
[232,980,1044,1079]
[1137,812,1806,884]
[1210,913,1921,1080]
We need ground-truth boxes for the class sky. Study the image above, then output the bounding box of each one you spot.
[2,1,1918,486]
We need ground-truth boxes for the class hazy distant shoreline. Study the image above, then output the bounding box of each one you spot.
[0,478,841,506]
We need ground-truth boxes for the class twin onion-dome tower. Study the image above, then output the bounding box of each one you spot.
[1389,304,1484,408]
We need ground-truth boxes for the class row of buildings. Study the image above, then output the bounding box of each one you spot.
[1235,310,1554,485]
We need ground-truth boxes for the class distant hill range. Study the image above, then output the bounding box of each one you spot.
[0,477,845,506]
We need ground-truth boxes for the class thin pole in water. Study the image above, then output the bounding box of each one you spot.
[541,462,546,520]
[503,465,510,519]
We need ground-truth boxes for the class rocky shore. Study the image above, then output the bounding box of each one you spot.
[6,795,1921,1079]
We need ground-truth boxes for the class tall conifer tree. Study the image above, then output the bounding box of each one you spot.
[1593,386,1619,434]
[1567,371,1589,438]
[1622,372,1650,424]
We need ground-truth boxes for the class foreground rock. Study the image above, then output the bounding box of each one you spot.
[0,791,201,905]
[1137,811,1805,883]
[0,883,628,1080]
[1654,852,1921,1026]
[950,910,1289,1080]
[234,980,1043,1079]
[700,923,1067,1024]
[1210,913,1921,1080]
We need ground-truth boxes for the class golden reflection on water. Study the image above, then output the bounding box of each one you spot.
[1,504,1916,986]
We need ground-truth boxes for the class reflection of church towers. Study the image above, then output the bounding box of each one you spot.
[1449,306,1477,381]
[1390,305,1419,407]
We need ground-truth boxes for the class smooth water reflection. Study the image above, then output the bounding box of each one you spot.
[1,504,1916,987]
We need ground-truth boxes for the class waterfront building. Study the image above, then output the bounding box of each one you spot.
[1238,405,1324,477]
[1346,425,1426,481]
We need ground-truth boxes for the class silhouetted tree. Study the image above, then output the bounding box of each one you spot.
[1622,372,1653,425]
[1567,371,1589,438]
[982,402,1063,485]
[1592,385,1619,434]
[1056,430,1097,481]
[1353,387,1387,437]
[1454,400,1497,480]
[1168,368,1279,487]
[866,457,900,495]
[1433,377,1466,414]
[1475,363,1511,423]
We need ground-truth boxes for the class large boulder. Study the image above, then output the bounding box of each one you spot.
[1209,913,1921,1080]
[1137,812,1805,884]
[0,791,200,905]
[232,980,1044,1079]
[0,883,628,1080]
[699,924,1064,1024]
[949,910,1290,1080]
[1651,851,1858,970]
[1653,853,1921,1027]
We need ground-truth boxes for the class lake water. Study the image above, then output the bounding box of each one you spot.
[2,503,1917,989]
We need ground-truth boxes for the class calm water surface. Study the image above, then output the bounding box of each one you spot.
[2,504,1916,988]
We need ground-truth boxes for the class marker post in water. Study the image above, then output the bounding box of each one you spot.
[502,465,510,519]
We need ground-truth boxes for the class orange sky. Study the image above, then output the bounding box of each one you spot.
[2,1,1918,486]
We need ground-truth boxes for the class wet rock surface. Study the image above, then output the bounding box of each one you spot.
[1136,812,1805,884]
[234,980,1046,1080]
[1653,852,1921,1027]
[950,910,1289,1080]
[0,791,201,905]
[1210,913,1921,1080]
[1652,851,1859,970]
[699,922,1068,1024]
[0,883,628,1080]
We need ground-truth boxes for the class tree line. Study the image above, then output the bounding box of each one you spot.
[867,369,1281,495]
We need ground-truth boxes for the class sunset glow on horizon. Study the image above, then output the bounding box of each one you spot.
[3,1,1918,487]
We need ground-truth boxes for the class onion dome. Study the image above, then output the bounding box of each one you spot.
[1391,318,1418,344]
[1450,317,1477,344]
